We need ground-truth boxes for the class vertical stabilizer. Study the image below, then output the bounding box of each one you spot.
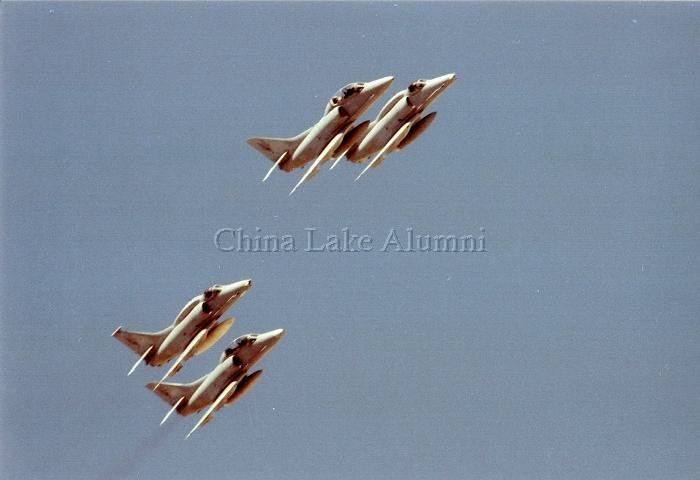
[147,375,207,409]
[247,128,311,168]
[112,325,173,365]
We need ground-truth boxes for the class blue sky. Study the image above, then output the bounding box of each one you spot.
[2,2,699,479]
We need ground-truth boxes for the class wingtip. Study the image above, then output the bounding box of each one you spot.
[329,156,343,171]
[128,345,154,376]
[152,372,169,390]
[262,168,274,183]
[289,180,303,196]
[160,396,184,426]
[111,326,122,337]
[356,161,373,181]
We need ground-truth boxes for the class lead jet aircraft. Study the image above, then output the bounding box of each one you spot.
[247,76,394,194]
[112,280,252,383]
[343,73,457,180]
[148,328,285,438]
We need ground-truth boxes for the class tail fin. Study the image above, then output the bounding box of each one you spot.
[112,325,173,363]
[247,128,310,168]
[147,375,207,408]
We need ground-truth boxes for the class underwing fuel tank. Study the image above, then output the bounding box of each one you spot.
[397,112,437,150]
[334,120,371,160]
[226,370,264,406]
[193,317,234,356]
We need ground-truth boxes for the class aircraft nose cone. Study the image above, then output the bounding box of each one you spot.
[228,279,252,290]
[260,328,285,345]
[219,279,253,302]
[366,75,394,95]
[271,328,284,338]
[433,73,457,86]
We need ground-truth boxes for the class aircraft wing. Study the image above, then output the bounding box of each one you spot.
[289,131,345,195]
[172,296,202,326]
[262,152,288,182]
[355,121,412,181]
[376,90,407,121]
[186,380,238,439]
[153,329,208,389]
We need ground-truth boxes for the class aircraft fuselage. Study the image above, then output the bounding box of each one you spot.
[347,74,457,163]
[285,107,350,170]
[348,96,419,163]
[149,280,252,367]
[154,304,216,366]
[185,356,244,413]
[179,328,284,415]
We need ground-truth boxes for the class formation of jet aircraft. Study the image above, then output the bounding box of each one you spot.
[248,73,456,194]
[112,280,284,438]
[110,73,455,439]
[151,328,285,439]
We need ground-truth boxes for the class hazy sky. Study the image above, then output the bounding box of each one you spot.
[2,2,699,479]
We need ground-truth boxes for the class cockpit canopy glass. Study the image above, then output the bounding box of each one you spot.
[408,79,427,93]
[223,334,259,357]
[235,334,257,346]
[325,82,366,113]
[203,285,222,300]
[336,82,365,99]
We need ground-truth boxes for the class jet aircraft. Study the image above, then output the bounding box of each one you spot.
[345,73,457,180]
[148,328,285,438]
[112,280,252,383]
[247,76,394,194]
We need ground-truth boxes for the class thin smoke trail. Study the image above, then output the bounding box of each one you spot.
[102,420,177,480]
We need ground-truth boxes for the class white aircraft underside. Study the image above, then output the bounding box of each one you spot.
[351,73,457,180]
[147,328,285,438]
[248,73,455,191]
[247,76,394,194]
[112,280,252,380]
